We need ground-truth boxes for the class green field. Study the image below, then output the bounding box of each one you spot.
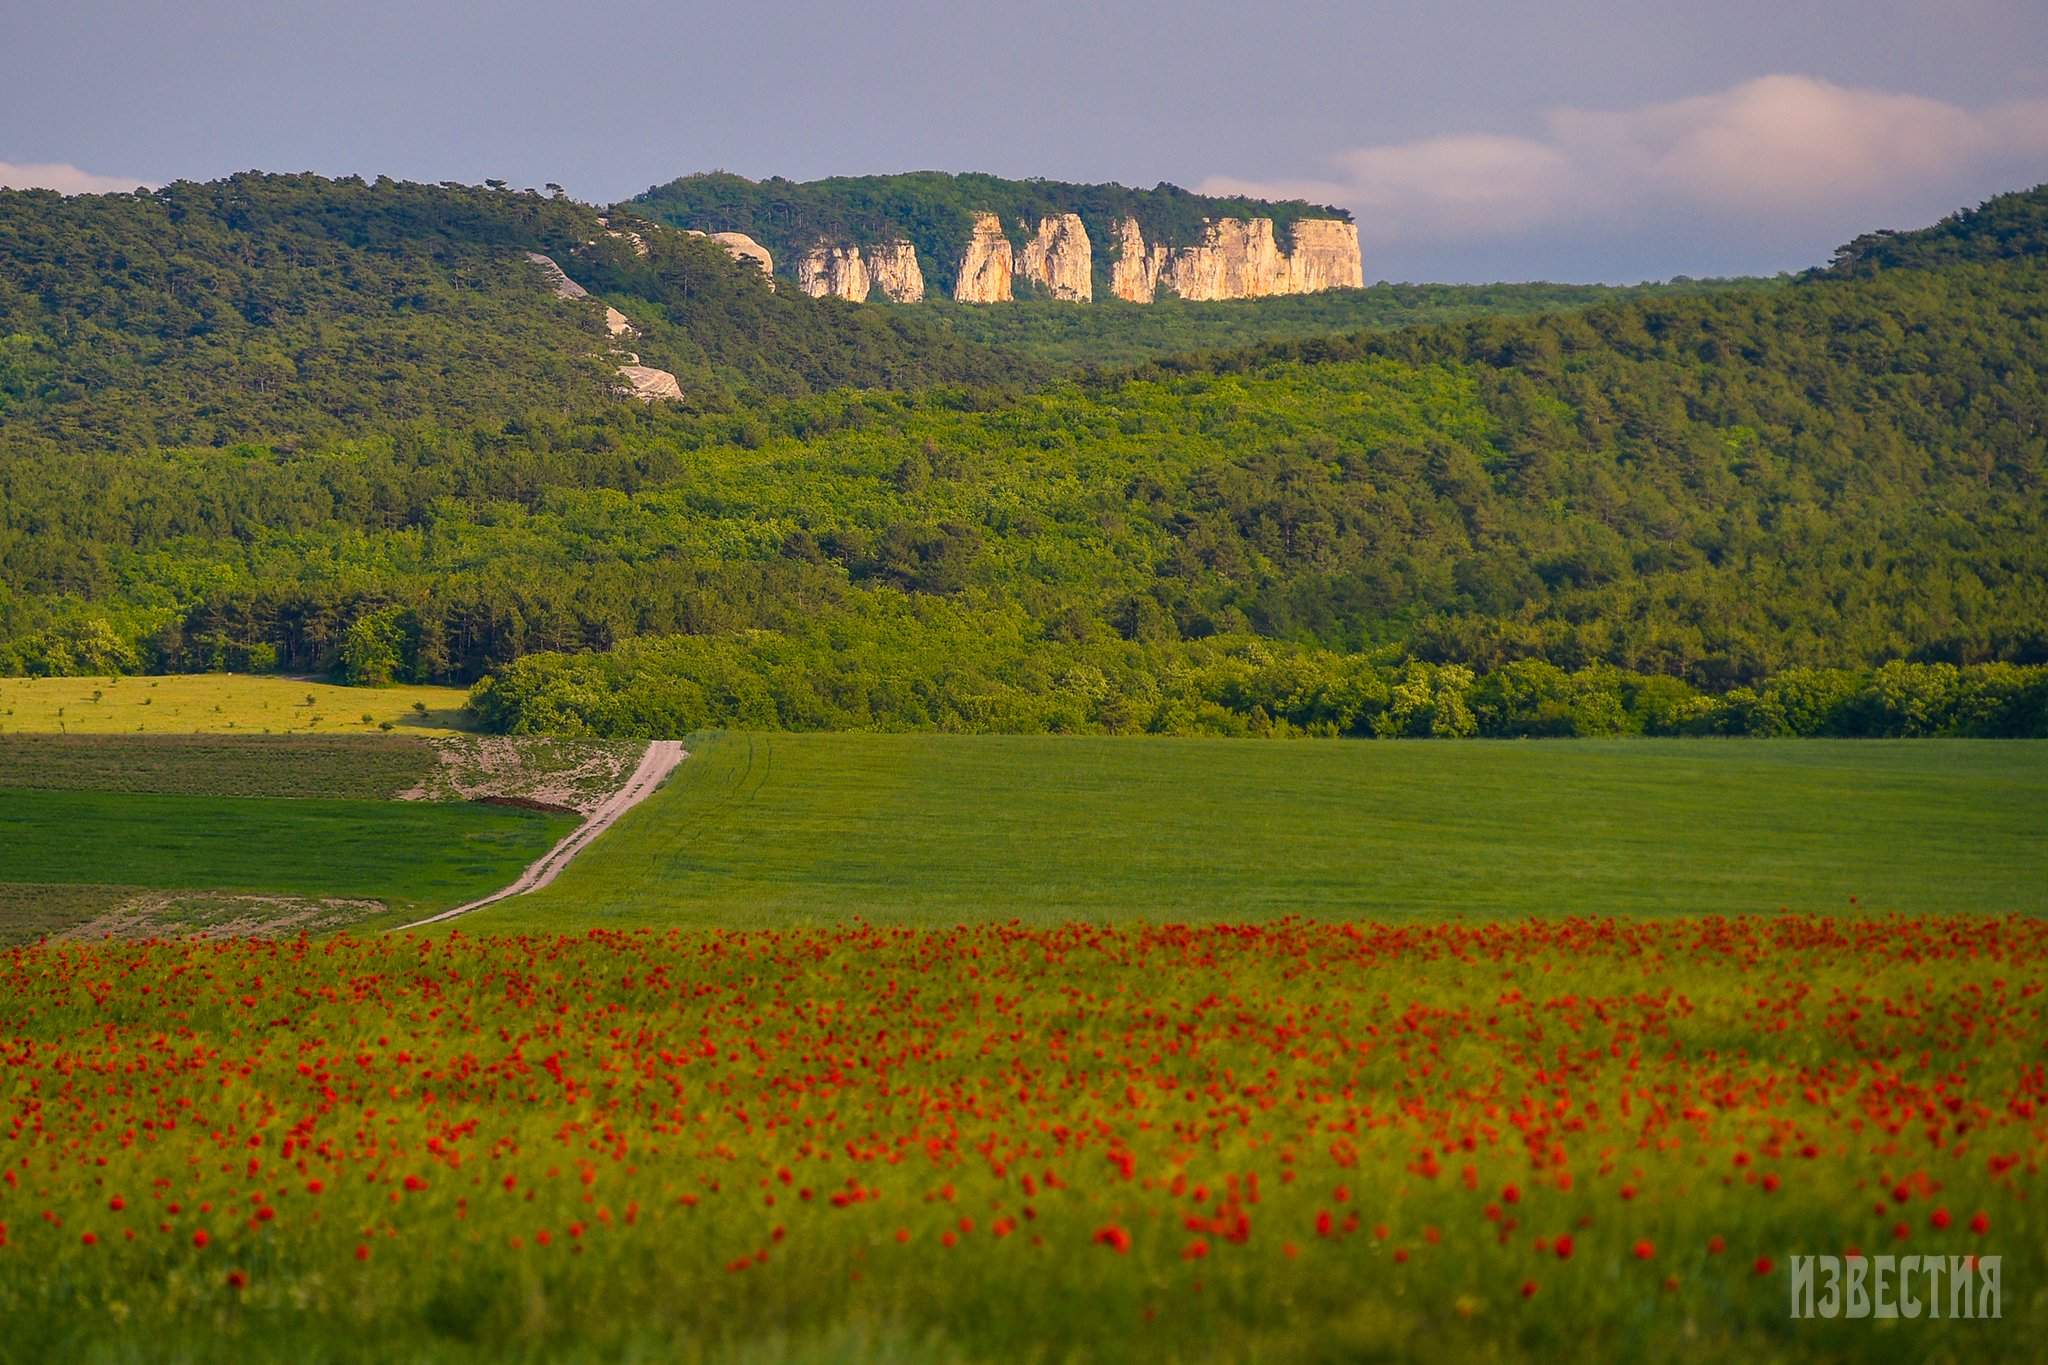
[472,733,2048,931]
[0,788,571,935]
[0,674,475,736]
[0,733,440,798]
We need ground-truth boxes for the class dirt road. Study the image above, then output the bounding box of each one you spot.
[393,739,686,931]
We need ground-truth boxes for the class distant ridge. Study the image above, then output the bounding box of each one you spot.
[632,171,1364,305]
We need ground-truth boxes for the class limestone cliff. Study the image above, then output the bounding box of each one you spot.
[1014,214,1092,301]
[953,213,1014,303]
[866,240,925,303]
[1108,216,1168,303]
[796,244,872,302]
[1112,216,1364,301]
[1279,219,1364,293]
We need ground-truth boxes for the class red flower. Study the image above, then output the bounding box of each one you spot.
[1970,1211,1991,1235]
[1094,1225,1132,1254]
[1755,1256,1774,1275]
[225,1270,247,1291]
[1520,1279,1538,1299]
[1707,1235,1725,1255]
[1554,1235,1574,1260]
[1633,1239,1655,1261]
[1931,1208,1952,1230]
[192,1229,210,1249]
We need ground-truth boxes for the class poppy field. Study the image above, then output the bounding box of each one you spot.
[1,915,2040,1362]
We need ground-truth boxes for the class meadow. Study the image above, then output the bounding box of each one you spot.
[0,675,475,737]
[474,732,2048,931]
[0,918,2036,1363]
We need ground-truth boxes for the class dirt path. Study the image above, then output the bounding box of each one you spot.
[393,740,686,931]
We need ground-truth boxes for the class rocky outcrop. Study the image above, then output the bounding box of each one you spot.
[684,229,776,285]
[1109,216,1168,303]
[708,231,773,280]
[1153,217,1363,300]
[670,204,1360,306]
[793,239,924,303]
[615,364,683,402]
[525,252,681,403]
[1014,213,1091,301]
[866,240,925,302]
[1159,219,1284,300]
[1279,219,1363,293]
[953,213,1013,303]
[796,244,871,301]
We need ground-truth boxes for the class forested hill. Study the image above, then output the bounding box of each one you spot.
[631,171,1348,293]
[0,173,1025,447]
[1820,182,2048,276]
[1,183,2044,738]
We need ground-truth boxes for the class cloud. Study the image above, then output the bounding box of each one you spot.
[0,160,155,195]
[1203,76,2048,250]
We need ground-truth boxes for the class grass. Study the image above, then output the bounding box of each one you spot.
[474,733,2048,931]
[0,734,440,799]
[0,674,474,736]
[0,788,573,924]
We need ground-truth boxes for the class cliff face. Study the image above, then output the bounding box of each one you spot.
[953,213,1014,303]
[1279,219,1364,293]
[1114,215,1361,302]
[796,244,872,302]
[1109,216,1168,303]
[794,239,924,302]
[1015,214,1092,301]
[668,199,1360,305]
[867,240,925,302]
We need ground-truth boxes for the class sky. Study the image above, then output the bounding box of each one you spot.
[4,0,2046,282]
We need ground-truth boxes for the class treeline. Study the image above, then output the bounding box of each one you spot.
[916,278,1771,371]
[469,623,2048,739]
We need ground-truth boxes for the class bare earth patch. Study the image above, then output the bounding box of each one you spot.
[54,891,387,941]
[399,736,646,814]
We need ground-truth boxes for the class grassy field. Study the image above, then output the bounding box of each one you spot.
[0,788,570,936]
[1,920,2037,1362]
[0,674,474,736]
[475,733,2048,931]
[0,733,440,798]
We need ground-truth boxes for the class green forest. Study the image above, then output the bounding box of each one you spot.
[0,172,1023,445]
[1,175,2044,737]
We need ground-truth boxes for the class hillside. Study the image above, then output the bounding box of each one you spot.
[0,172,1025,446]
[632,171,1362,303]
[1820,181,2048,276]
[2,183,2044,737]
[3,195,2045,731]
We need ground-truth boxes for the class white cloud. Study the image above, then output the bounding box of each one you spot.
[0,161,155,195]
[1204,76,2048,249]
